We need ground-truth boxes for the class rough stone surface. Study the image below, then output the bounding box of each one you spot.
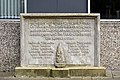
[0,20,120,72]
[69,67,106,77]
[1,70,120,80]
[100,21,120,71]
[0,20,20,72]
[51,68,69,77]
[15,67,51,77]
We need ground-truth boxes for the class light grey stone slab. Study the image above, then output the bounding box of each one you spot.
[20,13,100,67]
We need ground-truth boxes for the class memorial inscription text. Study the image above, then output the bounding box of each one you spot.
[24,18,95,65]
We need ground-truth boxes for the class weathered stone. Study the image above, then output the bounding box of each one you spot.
[20,13,100,67]
[55,43,66,68]
[15,67,106,77]
[69,67,106,77]
[15,67,51,77]
[51,68,69,78]
[15,13,104,77]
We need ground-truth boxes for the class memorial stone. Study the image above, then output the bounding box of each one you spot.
[21,13,100,67]
[16,13,106,77]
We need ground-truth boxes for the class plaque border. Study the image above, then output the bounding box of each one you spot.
[20,13,100,67]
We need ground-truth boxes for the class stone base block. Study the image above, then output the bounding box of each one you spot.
[15,67,51,77]
[15,67,106,77]
[52,68,69,78]
[69,67,106,77]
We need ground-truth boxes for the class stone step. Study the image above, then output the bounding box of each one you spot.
[15,67,106,77]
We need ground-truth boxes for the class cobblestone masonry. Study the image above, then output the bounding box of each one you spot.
[100,21,120,71]
[0,20,120,72]
[0,21,20,72]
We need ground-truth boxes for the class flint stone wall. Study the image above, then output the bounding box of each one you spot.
[0,21,20,72]
[0,20,120,71]
[100,21,120,71]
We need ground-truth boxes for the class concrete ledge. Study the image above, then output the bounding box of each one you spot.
[15,67,106,77]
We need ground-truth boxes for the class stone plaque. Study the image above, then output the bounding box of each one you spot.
[21,13,100,67]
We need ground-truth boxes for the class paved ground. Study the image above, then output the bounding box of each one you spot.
[1,77,120,80]
[0,70,120,80]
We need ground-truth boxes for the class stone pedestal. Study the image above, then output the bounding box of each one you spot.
[15,67,106,77]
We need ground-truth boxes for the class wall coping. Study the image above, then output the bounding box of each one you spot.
[101,19,120,21]
[0,19,20,22]
[1,19,120,22]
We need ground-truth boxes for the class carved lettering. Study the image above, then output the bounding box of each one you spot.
[23,18,96,65]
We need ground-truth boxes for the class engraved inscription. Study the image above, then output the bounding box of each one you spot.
[29,42,54,59]
[23,18,96,66]
[29,19,92,40]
